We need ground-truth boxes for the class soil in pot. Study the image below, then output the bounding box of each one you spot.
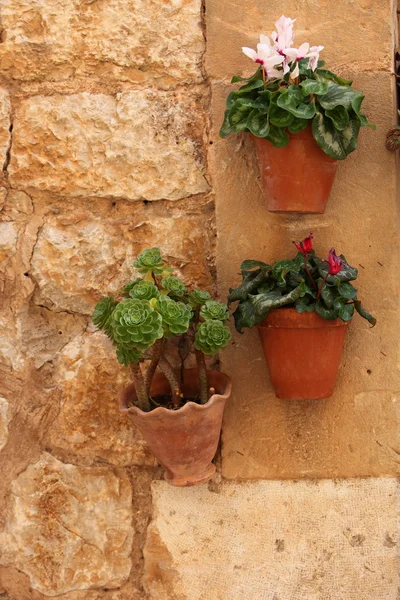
[252,126,338,214]
[119,369,232,487]
[257,308,348,400]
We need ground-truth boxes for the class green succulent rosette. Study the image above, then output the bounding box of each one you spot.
[111,298,163,351]
[121,279,141,297]
[128,280,159,301]
[116,345,142,366]
[161,276,186,298]
[92,296,117,339]
[188,289,211,308]
[194,320,231,355]
[200,300,230,322]
[155,295,192,336]
[133,248,165,276]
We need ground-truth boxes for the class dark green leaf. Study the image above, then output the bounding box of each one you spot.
[315,302,339,320]
[319,84,364,114]
[236,78,265,94]
[231,67,262,83]
[220,109,236,138]
[248,282,307,320]
[266,125,290,148]
[295,298,316,313]
[246,110,270,137]
[272,259,293,287]
[232,299,261,333]
[354,300,376,326]
[338,303,355,322]
[300,78,329,96]
[228,267,269,304]
[312,112,360,160]
[316,69,353,86]
[241,260,270,272]
[325,106,350,131]
[288,118,309,134]
[269,103,294,127]
[338,282,357,299]
[320,283,337,308]
[277,86,316,119]
[228,101,253,131]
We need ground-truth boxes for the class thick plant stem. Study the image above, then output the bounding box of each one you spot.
[130,364,150,412]
[195,350,209,405]
[144,339,163,397]
[158,357,182,408]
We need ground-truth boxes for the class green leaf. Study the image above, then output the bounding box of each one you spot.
[272,259,293,287]
[236,78,265,94]
[300,78,329,96]
[319,84,364,114]
[320,283,337,308]
[316,69,353,86]
[220,109,236,138]
[338,302,355,322]
[248,282,307,319]
[231,67,262,83]
[232,299,260,333]
[325,106,350,131]
[288,118,309,134]
[246,110,270,137]
[277,86,316,119]
[338,282,357,299]
[295,298,316,313]
[228,267,269,304]
[228,101,253,131]
[315,302,339,320]
[269,103,294,127]
[266,125,290,148]
[314,255,358,282]
[312,112,360,160]
[241,260,270,272]
[354,300,376,326]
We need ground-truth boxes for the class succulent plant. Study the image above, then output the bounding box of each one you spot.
[161,276,186,298]
[133,248,165,275]
[116,345,142,366]
[200,300,230,322]
[128,280,159,301]
[189,289,211,308]
[92,296,117,339]
[194,320,231,355]
[111,298,163,351]
[156,295,192,336]
[385,127,400,152]
[121,279,141,297]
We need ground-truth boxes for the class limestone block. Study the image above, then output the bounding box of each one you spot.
[0,90,10,170]
[206,0,394,81]
[145,479,400,600]
[0,0,204,85]
[9,91,209,200]
[0,453,134,596]
[0,397,9,451]
[47,332,157,467]
[30,201,214,314]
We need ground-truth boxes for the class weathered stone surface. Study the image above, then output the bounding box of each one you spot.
[0,90,11,170]
[0,453,134,596]
[213,72,400,479]
[30,198,214,314]
[145,479,400,599]
[0,397,9,451]
[206,0,394,82]
[9,91,209,200]
[0,0,204,86]
[47,332,157,467]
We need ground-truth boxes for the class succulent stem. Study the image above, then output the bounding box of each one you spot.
[130,364,150,412]
[195,349,209,405]
[144,339,163,397]
[158,357,182,408]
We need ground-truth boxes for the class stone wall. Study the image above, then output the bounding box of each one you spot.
[0,1,399,599]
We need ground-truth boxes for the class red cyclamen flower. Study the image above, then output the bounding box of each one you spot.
[293,232,313,255]
[327,248,343,275]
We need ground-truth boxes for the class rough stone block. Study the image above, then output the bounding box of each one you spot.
[0,453,134,596]
[145,478,400,599]
[9,91,209,200]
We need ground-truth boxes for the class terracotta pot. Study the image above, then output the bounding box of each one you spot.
[119,369,232,487]
[257,308,348,400]
[251,126,338,213]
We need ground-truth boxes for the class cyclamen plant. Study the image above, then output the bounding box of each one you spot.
[228,234,376,333]
[92,248,231,412]
[220,15,374,160]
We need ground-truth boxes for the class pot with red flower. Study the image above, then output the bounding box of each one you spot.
[220,15,375,213]
[228,234,376,400]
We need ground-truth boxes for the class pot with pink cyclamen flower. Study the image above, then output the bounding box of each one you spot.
[228,234,376,400]
[92,248,232,487]
[220,15,375,213]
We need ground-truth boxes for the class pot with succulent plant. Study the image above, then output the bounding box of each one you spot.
[228,234,375,400]
[220,15,375,213]
[92,248,232,487]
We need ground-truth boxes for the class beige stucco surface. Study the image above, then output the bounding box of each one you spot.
[208,2,400,480]
[145,478,400,599]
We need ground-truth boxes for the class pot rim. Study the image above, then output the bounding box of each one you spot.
[256,306,350,330]
[119,368,232,418]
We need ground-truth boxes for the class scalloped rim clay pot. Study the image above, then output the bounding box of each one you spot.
[252,126,338,214]
[119,368,232,487]
[257,308,348,400]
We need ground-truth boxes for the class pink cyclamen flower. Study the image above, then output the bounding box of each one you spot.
[293,232,313,255]
[271,15,296,53]
[284,43,324,72]
[242,40,284,79]
[326,248,343,275]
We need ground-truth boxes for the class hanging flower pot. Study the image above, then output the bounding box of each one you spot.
[220,15,375,214]
[227,234,376,400]
[92,247,233,487]
[251,126,338,213]
[120,369,231,486]
[257,308,348,399]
